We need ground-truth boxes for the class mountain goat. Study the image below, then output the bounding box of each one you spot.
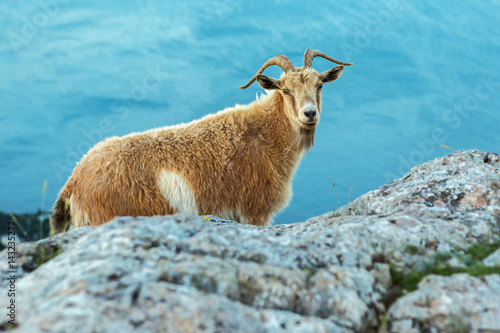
[52,49,352,232]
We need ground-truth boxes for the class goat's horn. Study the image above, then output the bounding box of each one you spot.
[240,55,294,89]
[303,49,353,68]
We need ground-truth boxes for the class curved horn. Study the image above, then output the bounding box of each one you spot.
[240,55,294,89]
[303,49,353,68]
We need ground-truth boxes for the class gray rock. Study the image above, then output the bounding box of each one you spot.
[387,274,500,333]
[484,248,500,267]
[334,150,499,232]
[1,150,499,332]
[0,226,93,288]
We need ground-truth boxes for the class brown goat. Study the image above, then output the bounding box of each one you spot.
[51,49,352,232]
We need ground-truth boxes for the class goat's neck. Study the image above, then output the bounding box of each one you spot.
[243,92,314,185]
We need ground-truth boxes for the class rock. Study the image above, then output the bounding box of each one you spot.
[484,248,500,267]
[334,150,499,231]
[4,216,383,332]
[387,274,500,333]
[0,226,93,288]
[1,150,499,332]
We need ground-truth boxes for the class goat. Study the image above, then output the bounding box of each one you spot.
[51,49,352,232]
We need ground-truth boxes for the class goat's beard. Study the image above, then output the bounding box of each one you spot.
[297,127,315,152]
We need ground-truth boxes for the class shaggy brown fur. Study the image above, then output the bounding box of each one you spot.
[52,50,351,232]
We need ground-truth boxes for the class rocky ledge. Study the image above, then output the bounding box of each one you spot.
[1,149,499,332]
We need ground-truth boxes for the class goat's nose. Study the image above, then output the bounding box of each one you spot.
[303,110,317,119]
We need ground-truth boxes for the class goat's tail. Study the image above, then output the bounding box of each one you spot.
[51,194,71,234]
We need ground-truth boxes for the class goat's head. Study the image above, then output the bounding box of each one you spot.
[241,49,352,131]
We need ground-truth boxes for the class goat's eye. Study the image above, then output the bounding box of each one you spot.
[282,89,290,95]
[317,85,323,91]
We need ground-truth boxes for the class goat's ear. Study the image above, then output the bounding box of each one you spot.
[256,75,280,90]
[319,66,344,83]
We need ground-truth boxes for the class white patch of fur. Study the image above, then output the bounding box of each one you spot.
[301,101,317,112]
[69,195,89,228]
[157,170,198,215]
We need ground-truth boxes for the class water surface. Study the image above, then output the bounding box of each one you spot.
[1,1,499,224]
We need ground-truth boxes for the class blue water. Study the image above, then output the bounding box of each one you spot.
[1,1,499,224]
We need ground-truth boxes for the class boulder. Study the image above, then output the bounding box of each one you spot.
[1,150,499,332]
[387,274,500,333]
